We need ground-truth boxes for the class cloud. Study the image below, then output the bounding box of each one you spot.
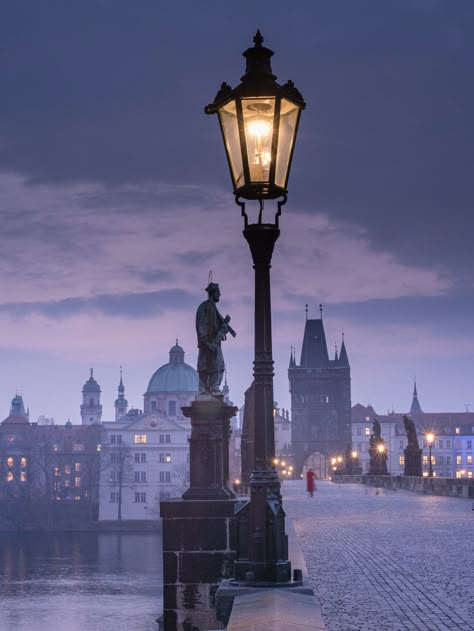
[0,289,195,320]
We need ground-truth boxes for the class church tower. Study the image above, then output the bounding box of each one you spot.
[114,367,128,421]
[80,369,102,425]
[289,307,351,474]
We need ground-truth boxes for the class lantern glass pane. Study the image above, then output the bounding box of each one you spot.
[241,97,275,183]
[218,100,244,190]
[275,98,300,188]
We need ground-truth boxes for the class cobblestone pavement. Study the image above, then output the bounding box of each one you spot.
[283,480,473,631]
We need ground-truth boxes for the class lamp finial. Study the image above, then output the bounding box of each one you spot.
[254,30,263,47]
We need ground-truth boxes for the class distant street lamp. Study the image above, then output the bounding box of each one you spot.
[206,31,305,583]
[426,432,435,478]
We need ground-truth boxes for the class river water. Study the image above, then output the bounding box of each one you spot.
[0,532,163,631]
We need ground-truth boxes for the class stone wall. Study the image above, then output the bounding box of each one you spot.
[333,474,474,499]
[160,498,236,631]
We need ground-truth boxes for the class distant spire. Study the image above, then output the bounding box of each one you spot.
[223,370,230,397]
[410,378,423,414]
[305,304,308,320]
[334,343,339,362]
[320,304,323,319]
[289,346,296,368]
[339,332,349,367]
[118,366,125,393]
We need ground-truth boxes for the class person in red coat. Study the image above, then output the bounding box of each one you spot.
[306,468,317,497]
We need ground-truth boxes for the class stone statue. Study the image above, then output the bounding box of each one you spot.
[372,418,382,439]
[196,282,236,394]
[403,415,420,449]
[403,415,422,476]
[368,418,388,475]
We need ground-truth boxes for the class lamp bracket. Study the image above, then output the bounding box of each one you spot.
[235,194,287,229]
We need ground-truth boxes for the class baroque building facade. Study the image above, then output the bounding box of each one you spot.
[289,310,351,475]
[351,383,474,478]
[98,343,198,520]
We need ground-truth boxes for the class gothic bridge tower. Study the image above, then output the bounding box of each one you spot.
[289,306,351,475]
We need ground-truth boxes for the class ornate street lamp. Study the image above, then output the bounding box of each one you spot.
[205,31,305,583]
[426,432,435,478]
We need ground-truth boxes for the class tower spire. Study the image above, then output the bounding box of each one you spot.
[409,378,423,414]
[339,330,349,367]
[115,366,128,421]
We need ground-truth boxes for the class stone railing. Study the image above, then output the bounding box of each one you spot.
[333,474,474,499]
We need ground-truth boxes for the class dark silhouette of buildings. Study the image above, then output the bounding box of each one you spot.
[289,309,351,474]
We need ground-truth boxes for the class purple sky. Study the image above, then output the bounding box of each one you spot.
[1,2,473,423]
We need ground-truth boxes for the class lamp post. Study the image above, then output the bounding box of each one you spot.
[206,31,305,583]
[426,432,434,478]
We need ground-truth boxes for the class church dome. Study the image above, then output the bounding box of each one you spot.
[83,369,100,392]
[146,343,198,394]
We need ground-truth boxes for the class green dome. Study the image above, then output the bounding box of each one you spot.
[146,343,198,394]
[83,369,100,392]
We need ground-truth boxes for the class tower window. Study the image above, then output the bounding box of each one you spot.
[151,401,157,411]
[89,398,94,407]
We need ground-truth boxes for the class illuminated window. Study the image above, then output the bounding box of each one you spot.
[20,457,27,467]
[65,465,71,474]
[423,456,428,465]
[73,442,84,452]
[97,444,101,452]
[467,455,473,465]
[456,455,462,465]
[399,456,404,466]
[365,427,370,436]
[75,496,81,501]
[468,471,473,479]
[53,444,60,452]
[365,416,370,421]
[7,471,13,482]
[75,477,81,487]
[20,471,27,482]
[159,453,171,463]
[75,463,81,472]
[7,456,13,468]
[456,471,462,478]
[455,427,460,434]
[431,456,436,465]
[54,467,60,477]
[134,434,147,444]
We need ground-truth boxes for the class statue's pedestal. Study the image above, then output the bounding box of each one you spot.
[160,498,237,631]
[159,396,239,630]
[181,396,237,500]
[404,447,422,477]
